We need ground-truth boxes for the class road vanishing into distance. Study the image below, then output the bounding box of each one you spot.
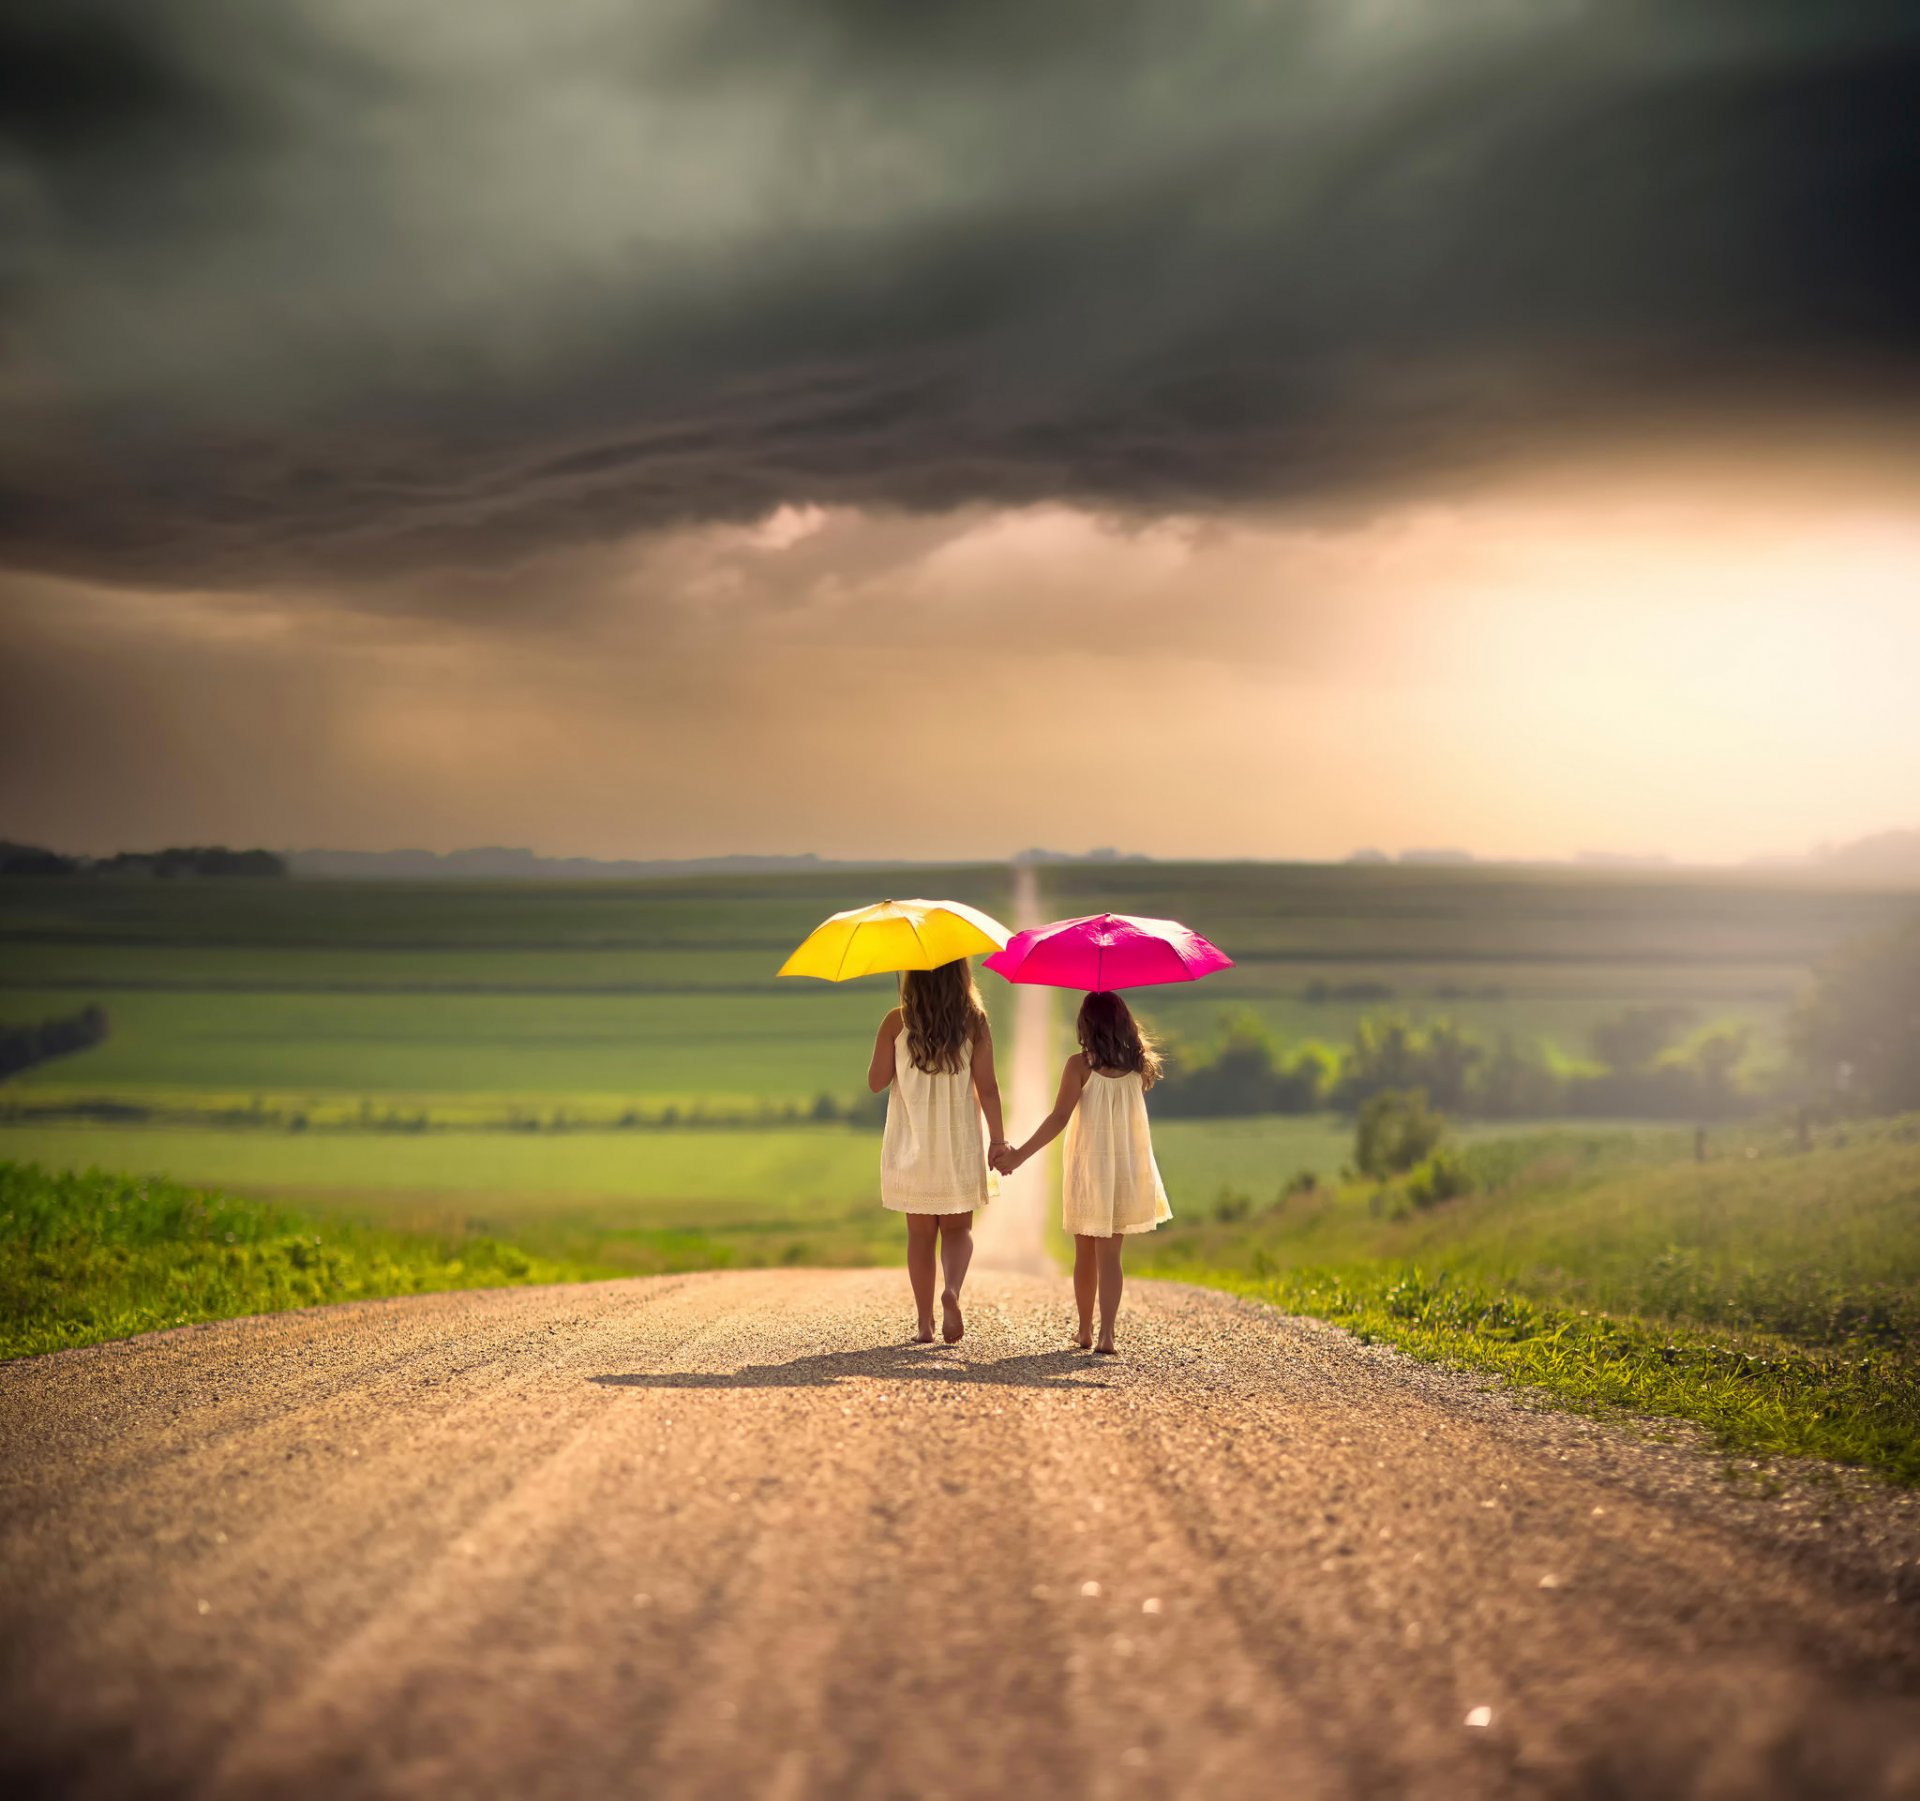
[3,868,1918,1799]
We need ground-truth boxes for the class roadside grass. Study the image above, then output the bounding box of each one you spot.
[1163,1261,1920,1483]
[1141,1116,1920,1483]
[0,1162,608,1362]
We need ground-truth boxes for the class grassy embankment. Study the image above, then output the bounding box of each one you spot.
[0,1161,610,1362]
[1138,1114,1920,1483]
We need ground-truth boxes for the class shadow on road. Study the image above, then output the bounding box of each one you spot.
[590,1346,1110,1390]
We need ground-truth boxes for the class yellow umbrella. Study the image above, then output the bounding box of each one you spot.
[777,897,1012,982]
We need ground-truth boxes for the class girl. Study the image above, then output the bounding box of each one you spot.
[868,959,1008,1345]
[998,990,1169,1354]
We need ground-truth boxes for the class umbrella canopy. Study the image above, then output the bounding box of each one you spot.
[777,897,1012,982]
[983,912,1232,991]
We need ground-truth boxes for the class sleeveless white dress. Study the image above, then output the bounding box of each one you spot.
[1062,1069,1171,1236]
[880,1031,997,1215]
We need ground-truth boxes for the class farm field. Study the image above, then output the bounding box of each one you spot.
[1045,861,1917,1077]
[4,860,1915,1276]
[0,986,889,1105]
[0,867,1015,1111]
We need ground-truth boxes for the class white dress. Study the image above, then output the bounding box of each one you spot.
[880,1031,997,1215]
[1061,1069,1172,1236]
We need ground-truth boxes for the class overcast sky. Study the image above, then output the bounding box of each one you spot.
[3,1,1917,860]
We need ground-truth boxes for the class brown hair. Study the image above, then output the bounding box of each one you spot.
[899,959,988,1074]
[1077,990,1162,1088]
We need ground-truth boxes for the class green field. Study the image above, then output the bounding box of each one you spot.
[0,1125,895,1268]
[4,860,1913,1245]
[0,868,1015,1110]
[1044,862,1916,1079]
[0,986,888,1104]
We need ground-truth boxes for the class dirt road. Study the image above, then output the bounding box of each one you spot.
[3,1267,1917,1799]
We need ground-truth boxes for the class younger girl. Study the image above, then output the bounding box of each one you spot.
[868,959,1007,1345]
[998,990,1169,1353]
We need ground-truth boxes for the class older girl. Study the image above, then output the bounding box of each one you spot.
[868,960,1007,1344]
[997,990,1169,1353]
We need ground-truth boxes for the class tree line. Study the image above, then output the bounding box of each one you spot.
[1152,913,1920,1123]
[1150,1008,1753,1122]
[0,1006,109,1081]
[0,842,286,878]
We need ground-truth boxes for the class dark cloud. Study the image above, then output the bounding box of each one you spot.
[0,0,1916,589]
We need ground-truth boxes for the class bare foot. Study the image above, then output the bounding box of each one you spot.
[1094,1340,1118,1356]
[941,1289,965,1345]
[1071,1329,1093,1350]
[913,1320,936,1344]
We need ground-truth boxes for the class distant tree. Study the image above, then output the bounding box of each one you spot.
[1471,1034,1564,1118]
[1793,917,1920,1114]
[1354,1088,1446,1179]
[1153,1015,1328,1118]
[99,846,287,879]
[1272,1043,1335,1112]
[1331,1015,1479,1111]
[0,841,78,876]
[1691,1026,1750,1103]
[1330,1016,1425,1108]
[1589,1004,1695,1074]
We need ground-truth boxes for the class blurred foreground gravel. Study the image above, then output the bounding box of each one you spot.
[2,1269,1917,1800]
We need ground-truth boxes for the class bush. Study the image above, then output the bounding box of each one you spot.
[1406,1146,1474,1210]
[1354,1088,1446,1178]
[1212,1187,1253,1223]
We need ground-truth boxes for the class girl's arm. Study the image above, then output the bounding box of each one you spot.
[970,1017,1008,1153]
[867,1009,904,1093]
[1004,1054,1090,1170]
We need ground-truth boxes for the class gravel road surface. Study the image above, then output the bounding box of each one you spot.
[3,1268,1918,1800]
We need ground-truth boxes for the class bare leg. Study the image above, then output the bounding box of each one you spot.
[937,1211,974,1344]
[1072,1236,1097,1348]
[1095,1235,1125,1353]
[906,1214,939,1342]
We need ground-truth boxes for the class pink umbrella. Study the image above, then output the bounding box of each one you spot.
[983,912,1233,991]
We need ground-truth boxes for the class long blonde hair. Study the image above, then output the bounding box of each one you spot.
[899,959,987,1074]
[1077,990,1162,1088]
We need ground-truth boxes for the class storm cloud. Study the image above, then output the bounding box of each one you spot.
[2,0,1917,589]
